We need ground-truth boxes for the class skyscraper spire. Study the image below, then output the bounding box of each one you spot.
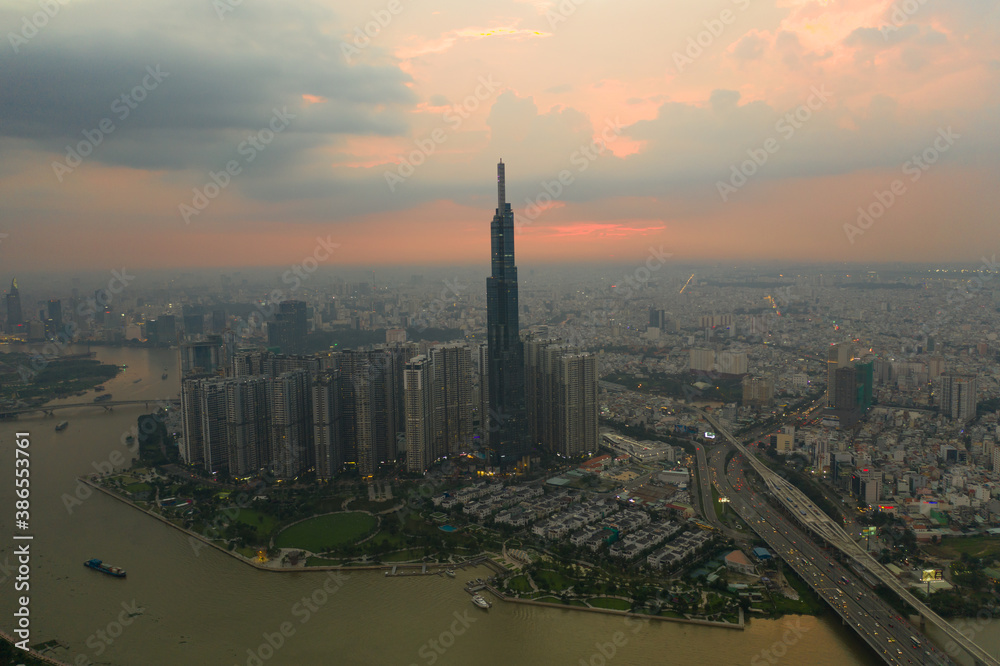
[497,159,505,211]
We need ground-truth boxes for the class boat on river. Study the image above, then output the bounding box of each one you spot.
[84,559,126,578]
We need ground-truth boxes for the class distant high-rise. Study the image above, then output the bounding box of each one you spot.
[183,313,204,337]
[153,315,177,345]
[826,343,855,408]
[233,348,270,377]
[6,278,23,334]
[689,348,715,373]
[716,350,748,375]
[211,309,227,334]
[486,160,528,466]
[941,373,977,423]
[273,300,308,354]
[742,376,774,407]
[824,343,872,428]
[46,299,62,336]
[180,336,226,376]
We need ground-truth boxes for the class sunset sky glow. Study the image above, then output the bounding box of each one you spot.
[1,0,998,271]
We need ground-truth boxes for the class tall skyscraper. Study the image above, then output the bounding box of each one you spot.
[182,362,314,479]
[312,370,344,481]
[430,343,473,457]
[336,349,400,477]
[475,342,489,441]
[525,336,562,449]
[553,351,598,457]
[486,160,528,466]
[6,278,23,334]
[404,355,434,472]
[941,373,977,423]
[525,337,598,457]
[268,369,312,479]
[181,377,209,466]
[225,375,270,478]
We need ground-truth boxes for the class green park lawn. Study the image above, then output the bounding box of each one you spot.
[507,575,534,594]
[380,549,426,562]
[534,569,574,591]
[233,509,281,540]
[589,597,632,611]
[274,512,378,552]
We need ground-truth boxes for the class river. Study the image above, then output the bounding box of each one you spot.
[0,345,920,665]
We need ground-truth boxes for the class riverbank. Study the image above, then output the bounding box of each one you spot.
[481,585,745,630]
[81,477,474,574]
[83,477,750,631]
[0,630,71,666]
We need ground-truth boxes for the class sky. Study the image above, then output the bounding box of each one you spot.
[0,0,998,272]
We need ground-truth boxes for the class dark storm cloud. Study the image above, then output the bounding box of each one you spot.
[0,0,415,170]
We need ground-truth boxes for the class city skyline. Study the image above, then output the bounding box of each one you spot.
[4,1,1000,664]
[1,1,998,272]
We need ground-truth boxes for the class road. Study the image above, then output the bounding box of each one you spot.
[710,444,952,665]
[698,406,999,666]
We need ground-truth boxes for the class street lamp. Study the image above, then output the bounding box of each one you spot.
[719,496,730,518]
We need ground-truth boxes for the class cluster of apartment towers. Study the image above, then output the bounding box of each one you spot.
[179,163,599,480]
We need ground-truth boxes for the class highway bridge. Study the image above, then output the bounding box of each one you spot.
[1,399,179,418]
[698,407,1000,666]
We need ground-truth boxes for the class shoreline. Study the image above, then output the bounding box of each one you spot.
[0,630,72,666]
[82,477,748,630]
[480,585,745,630]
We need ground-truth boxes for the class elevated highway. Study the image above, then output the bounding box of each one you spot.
[711,445,952,665]
[698,407,1000,666]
